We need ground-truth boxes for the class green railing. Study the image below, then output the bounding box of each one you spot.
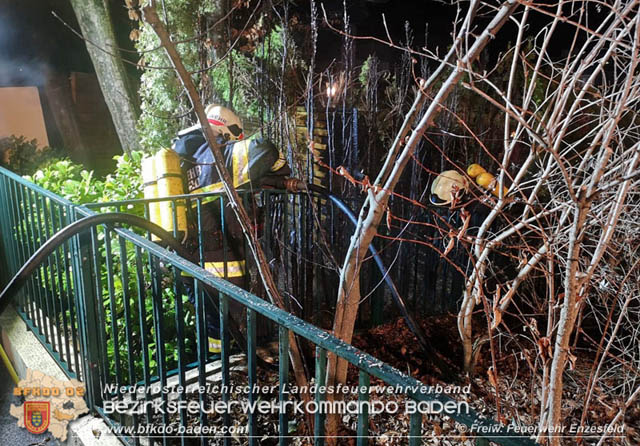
[0,167,84,379]
[0,166,536,446]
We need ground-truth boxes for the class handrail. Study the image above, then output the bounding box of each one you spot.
[0,168,537,445]
[0,166,73,206]
[72,206,535,445]
[82,188,272,208]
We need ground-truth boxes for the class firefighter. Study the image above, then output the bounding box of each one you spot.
[430,164,510,206]
[172,104,291,354]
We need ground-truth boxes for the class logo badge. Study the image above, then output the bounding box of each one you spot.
[24,401,50,434]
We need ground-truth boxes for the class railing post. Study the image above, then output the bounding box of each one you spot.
[314,347,327,446]
[408,410,422,446]
[279,326,290,446]
[72,223,104,409]
[357,371,370,446]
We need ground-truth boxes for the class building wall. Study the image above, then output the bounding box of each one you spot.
[0,86,49,148]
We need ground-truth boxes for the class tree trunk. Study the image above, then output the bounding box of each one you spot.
[69,0,140,152]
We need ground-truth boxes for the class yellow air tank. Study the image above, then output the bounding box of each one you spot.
[467,163,486,179]
[141,155,162,240]
[475,172,509,198]
[155,148,187,236]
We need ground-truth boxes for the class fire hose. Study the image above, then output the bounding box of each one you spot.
[284,180,435,357]
[0,187,440,370]
[0,213,272,370]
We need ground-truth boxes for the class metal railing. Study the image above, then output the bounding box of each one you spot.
[0,166,536,446]
[0,167,83,379]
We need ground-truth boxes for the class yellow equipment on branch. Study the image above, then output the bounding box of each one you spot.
[467,163,509,198]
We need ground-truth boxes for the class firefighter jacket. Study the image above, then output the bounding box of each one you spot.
[173,129,290,200]
[172,130,290,281]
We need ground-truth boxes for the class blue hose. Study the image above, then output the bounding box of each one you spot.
[305,184,431,354]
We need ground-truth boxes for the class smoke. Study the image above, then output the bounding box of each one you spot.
[0,61,50,87]
[0,8,51,87]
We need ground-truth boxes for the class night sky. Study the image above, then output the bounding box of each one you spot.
[0,1,598,92]
[0,0,462,87]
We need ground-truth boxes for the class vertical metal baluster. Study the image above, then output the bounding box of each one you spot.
[219,192,232,445]
[49,202,68,368]
[20,184,44,324]
[39,195,58,352]
[242,192,250,290]
[143,201,150,237]
[408,409,422,446]
[0,178,16,283]
[356,371,370,446]
[72,214,103,409]
[283,195,290,312]
[279,326,290,446]
[19,185,35,319]
[171,199,178,236]
[247,308,257,446]
[1,177,14,267]
[119,235,139,446]
[0,177,8,281]
[172,264,187,446]
[90,226,110,392]
[220,196,229,280]
[150,254,169,446]
[314,347,327,446]
[62,205,81,376]
[5,180,25,312]
[264,191,272,257]
[290,196,297,310]
[196,199,204,267]
[31,187,50,334]
[24,187,46,335]
[300,195,307,317]
[13,183,32,320]
[115,206,135,387]
[103,225,123,427]
[0,178,18,307]
[195,279,207,446]
[195,199,207,446]
[220,291,230,446]
[134,248,152,427]
[104,229,122,388]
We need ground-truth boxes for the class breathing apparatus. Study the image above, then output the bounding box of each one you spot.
[142,149,188,240]
[142,105,247,239]
[467,163,509,198]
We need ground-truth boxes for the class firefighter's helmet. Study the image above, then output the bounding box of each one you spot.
[178,104,244,141]
[430,170,469,205]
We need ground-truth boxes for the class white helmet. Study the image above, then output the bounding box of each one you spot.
[178,104,244,141]
[430,170,469,205]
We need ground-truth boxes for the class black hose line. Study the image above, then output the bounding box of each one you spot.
[0,212,277,369]
[2,192,443,369]
[0,213,188,312]
[301,183,436,357]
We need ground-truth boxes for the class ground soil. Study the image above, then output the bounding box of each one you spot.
[143,314,638,445]
[345,314,640,446]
